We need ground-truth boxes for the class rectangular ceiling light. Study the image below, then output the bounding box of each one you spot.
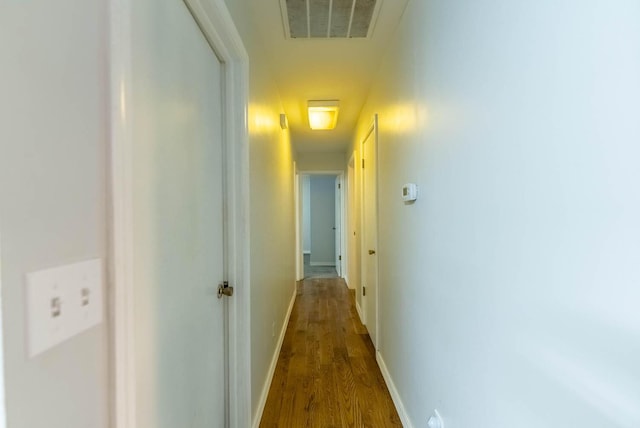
[308,100,340,130]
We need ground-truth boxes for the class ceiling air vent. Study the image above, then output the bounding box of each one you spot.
[280,0,380,39]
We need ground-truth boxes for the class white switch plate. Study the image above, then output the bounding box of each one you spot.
[26,258,103,358]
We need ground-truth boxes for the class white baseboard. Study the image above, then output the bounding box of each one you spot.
[343,275,354,289]
[251,286,297,428]
[376,352,413,428]
[310,261,336,266]
[355,301,363,324]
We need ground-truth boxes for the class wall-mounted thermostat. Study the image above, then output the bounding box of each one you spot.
[402,183,418,202]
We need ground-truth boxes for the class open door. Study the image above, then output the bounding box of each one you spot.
[361,116,379,348]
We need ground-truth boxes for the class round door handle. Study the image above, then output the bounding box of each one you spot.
[217,283,234,299]
[368,250,376,255]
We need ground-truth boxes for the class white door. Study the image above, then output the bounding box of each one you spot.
[347,156,359,291]
[362,123,379,348]
[335,176,342,276]
[135,1,228,426]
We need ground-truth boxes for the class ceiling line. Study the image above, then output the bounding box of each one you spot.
[347,0,356,38]
[306,0,311,38]
[327,0,334,38]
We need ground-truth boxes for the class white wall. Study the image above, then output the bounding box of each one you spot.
[302,175,312,253]
[223,1,297,424]
[352,0,640,426]
[0,1,110,427]
[309,176,337,266]
[297,151,347,171]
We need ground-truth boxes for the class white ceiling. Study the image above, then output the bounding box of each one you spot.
[250,0,410,153]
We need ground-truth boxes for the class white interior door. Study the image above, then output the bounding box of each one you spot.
[134,0,227,426]
[362,124,379,348]
[335,176,342,276]
[347,157,359,291]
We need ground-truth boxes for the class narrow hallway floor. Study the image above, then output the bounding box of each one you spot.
[303,253,338,278]
[260,277,402,427]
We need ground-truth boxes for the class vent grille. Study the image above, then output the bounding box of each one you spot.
[281,0,378,39]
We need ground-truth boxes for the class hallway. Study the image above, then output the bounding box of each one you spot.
[260,278,401,427]
[3,0,640,426]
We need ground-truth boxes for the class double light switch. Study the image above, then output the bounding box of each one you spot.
[25,258,103,358]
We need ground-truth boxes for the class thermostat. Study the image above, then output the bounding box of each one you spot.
[402,183,418,202]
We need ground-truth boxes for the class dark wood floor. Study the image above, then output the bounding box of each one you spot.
[259,277,403,428]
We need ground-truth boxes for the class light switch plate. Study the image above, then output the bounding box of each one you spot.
[25,268,69,357]
[26,258,103,358]
[69,259,103,333]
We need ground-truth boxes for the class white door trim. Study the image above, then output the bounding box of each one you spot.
[294,163,304,281]
[0,230,6,428]
[296,171,346,277]
[109,0,136,425]
[109,0,251,426]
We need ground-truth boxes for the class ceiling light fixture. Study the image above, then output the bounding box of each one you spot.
[307,100,340,130]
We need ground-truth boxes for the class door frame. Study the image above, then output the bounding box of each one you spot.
[294,163,303,281]
[109,0,251,427]
[360,115,380,350]
[334,175,343,276]
[0,230,6,428]
[295,170,346,279]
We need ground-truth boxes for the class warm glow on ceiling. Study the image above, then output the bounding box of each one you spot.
[308,100,340,130]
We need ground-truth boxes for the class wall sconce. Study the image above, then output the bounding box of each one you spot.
[280,113,288,130]
[307,100,340,130]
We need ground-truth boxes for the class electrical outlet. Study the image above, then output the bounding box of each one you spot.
[25,259,103,358]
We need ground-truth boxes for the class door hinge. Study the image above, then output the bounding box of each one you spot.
[339,255,342,261]
[338,183,341,189]
[362,159,365,169]
[363,286,366,296]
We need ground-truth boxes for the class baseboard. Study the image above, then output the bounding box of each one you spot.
[355,301,363,324]
[251,286,297,428]
[310,261,336,266]
[343,275,354,289]
[376,352,414,428]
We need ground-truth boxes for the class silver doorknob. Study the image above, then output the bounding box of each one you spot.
[368,250,376,255]
[217,282,234,299]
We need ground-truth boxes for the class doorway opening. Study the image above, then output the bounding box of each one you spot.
[297,172,345,280]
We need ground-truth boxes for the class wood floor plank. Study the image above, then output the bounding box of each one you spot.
[259,277,402,428]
